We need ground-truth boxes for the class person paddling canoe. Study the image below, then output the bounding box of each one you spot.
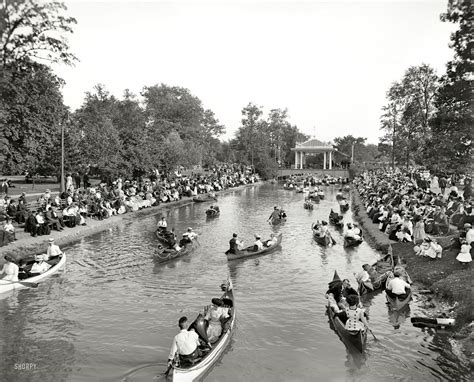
[168,316,202,369]
[267,205,280,223]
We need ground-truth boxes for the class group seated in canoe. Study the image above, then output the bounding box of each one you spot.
[168,283,233,368]
[312,221,335,244]
[354,254,410,295]
[329,209,344,227]
[208,205,220,213]
[326,276,370,332]
[344,223,362,240]
[0,237,63,282]
[225,232,278,255]
[267,205,287,224]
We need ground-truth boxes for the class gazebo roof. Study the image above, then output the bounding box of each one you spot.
[291,137,333,152]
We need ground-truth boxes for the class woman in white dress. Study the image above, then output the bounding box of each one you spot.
[204,298,229,343]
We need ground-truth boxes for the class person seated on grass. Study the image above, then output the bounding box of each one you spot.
[456,239,472,267]
[414,237,443,259]
[2,217,16,243]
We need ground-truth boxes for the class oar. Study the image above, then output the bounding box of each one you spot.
[368,327,378,341]
[163,364,173,378]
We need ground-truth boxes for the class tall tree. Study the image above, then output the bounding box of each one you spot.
[73,85,123,175]
[427,0,472,173]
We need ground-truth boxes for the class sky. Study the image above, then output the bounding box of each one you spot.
[54,0,456,143]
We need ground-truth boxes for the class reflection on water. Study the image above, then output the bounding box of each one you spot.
[0,184,470,381]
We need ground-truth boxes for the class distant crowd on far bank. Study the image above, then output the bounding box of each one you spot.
[0,163,259,246]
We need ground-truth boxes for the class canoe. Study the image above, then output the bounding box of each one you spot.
[410,317,455,329]
[318,192,325,200]
[304,201,314,210]
[153,241,196,263]
[339,203,350,213]
[205,209,220,217]
[329,210,344,228]
[326,272,367,353]
[0,253,67,295]
[356,255,400,295]
[226,233,282,260]
[386,290,412,311]
[343,236,363,248]
[313,231,335,246]
[193,195,217,203]
[172,280,235,382]
[270,217,286,225]
[155,229,175,247]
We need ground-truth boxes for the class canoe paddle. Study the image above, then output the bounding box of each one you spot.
[19,281,39,288]
[368,328,378,341]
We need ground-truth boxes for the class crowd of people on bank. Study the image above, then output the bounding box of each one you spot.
[0,163,259,245]
[354,169,473,265]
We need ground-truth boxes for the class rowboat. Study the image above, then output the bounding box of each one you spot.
[0,253,67,295]
[225,233,282,260]
[343,236,363,248]
[153,241,196,263]
[386,289,412,311]
[171,279,235,382]
[313,230,335,246]
[193,195,217,203]
[205,209,220,217]
[326,271,367,353]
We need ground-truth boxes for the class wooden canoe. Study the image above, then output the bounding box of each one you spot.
[193,195,217,203]
[206,209,220,217]
[153,241,196,263]
[386,290,412,311]
[410,317,455,329]
[313,230,335,246]
[343,236,363,248]
[155,229,176,247]
[339,203,350,213]
[326,272,367,353]
[226,233,282,260]
[172,280,235,382]
[270,217,286,225]
[0,254,67,295]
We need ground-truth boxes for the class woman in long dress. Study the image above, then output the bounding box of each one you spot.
[413,217,427,244]
[204,298,229,343]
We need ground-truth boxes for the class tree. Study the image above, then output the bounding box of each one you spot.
[0,62,67,174]
[0,0,77,67]
[379,65,438,168]
[427,0,472,173]
[73,85,123,175]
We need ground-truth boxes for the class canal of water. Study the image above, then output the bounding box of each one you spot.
[0,183,469,381]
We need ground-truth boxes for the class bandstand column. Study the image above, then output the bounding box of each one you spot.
[295,150,299,169]
[329,151,332,170]
[299,151,303,169]
[323,151,327,170]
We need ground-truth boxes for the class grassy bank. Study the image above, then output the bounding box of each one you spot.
[351,188,473,366]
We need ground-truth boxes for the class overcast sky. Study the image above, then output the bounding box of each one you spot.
[55,0,455,143]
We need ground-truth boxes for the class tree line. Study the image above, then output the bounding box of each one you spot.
[0,0,315,180]
[379,0,471,174]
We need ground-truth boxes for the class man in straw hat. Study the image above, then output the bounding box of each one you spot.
[46,237,63,261]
